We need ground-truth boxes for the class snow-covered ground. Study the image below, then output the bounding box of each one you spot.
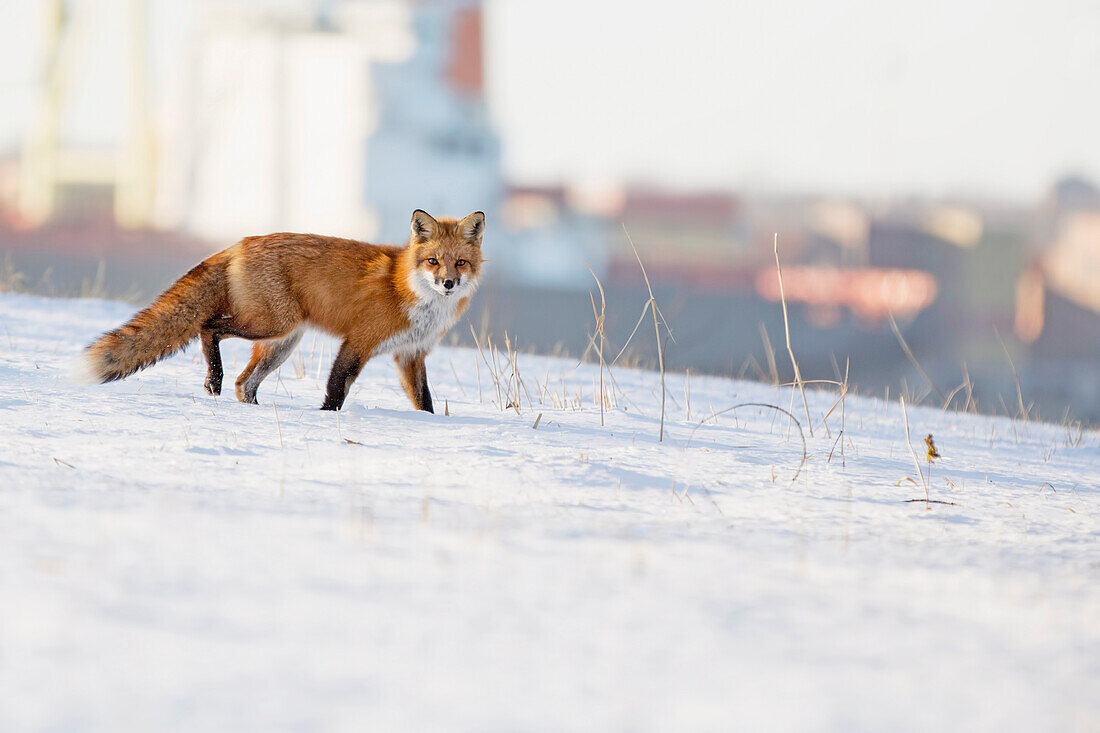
[0,292,1097,732]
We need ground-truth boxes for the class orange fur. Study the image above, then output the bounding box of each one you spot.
[85,210,485,411]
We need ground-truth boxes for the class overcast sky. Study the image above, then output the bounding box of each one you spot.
[485,0,1100,200]
[1,0,1098,203]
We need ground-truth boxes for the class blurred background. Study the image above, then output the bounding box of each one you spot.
[0,0,1098,422]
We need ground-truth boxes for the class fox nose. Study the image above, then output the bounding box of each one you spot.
[443,279,455,290]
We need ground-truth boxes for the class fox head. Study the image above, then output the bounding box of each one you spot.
[407,209,485,299]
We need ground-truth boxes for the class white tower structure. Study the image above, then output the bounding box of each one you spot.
[183,1,501,247]
[364,1,501,244]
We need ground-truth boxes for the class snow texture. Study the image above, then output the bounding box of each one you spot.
[0,293,1097,732]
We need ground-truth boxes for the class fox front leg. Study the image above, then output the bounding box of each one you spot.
[395,352,434,413]
[321,340,365,411]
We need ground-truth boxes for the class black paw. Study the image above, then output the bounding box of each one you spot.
[204,378,222,396]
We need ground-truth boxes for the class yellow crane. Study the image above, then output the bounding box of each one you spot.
[18,0,156,229]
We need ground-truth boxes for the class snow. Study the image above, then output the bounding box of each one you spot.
[0,292,1097,732]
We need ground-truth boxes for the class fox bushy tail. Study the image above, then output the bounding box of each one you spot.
[85,256,227,382]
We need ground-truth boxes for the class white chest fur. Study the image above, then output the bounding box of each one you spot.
[373,271,470,358]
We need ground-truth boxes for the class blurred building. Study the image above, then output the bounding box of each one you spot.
[1016,176,1100,353]
[607,188,751,288]
[498,185,611,289]
[188,0,501,247]
[366,3,501,247]
[9,0,502,251]
[16,0,157,230]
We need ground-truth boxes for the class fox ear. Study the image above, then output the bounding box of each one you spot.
[459,211,485,246]
[411,209,438,242]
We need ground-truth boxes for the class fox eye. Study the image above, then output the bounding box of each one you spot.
[427,257,438,266]
[455,259,466,267]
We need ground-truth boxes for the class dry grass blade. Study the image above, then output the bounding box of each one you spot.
[469,324,505,410]
[941,379,968,411]
[888,313,945,403]
[994,327,1028,422]
[899,395,929,504]
[961,362,976,414]
[686,402,808,483]
[586,264,608,426]
[823,359,849,467]
[623,224,668,442]
[759,322,779,386]
[773,234,814,437]
[610,302,652,366]
[841,357,848,467]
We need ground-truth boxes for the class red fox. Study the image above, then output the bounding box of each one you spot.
[85,210,484,411]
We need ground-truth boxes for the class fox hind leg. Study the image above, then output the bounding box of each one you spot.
[235,328,304,404]
[200,329,223,395]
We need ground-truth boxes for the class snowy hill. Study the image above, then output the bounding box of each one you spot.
[0,292,1097,731]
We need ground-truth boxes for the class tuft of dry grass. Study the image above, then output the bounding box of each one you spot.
[466,325,532,413]
[0,254,28,293]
